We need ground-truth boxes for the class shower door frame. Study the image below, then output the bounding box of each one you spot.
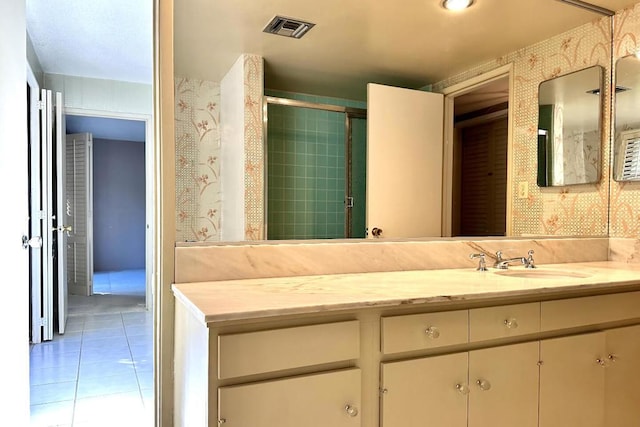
[262,96,367,239]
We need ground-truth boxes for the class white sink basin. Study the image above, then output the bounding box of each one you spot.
[494,269,590,280]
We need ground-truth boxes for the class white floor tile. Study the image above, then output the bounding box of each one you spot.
[30,400,74,426]
[73,391,145,425]
[30,364,79,386]
[76,372,140,399]
[30,269,153,426]
[79,359,136,379]
[80,349,133,366]
[30,381,76,405]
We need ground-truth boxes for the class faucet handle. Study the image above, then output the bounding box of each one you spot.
[469,253,488,271]
[496,250,503,261]
[525,250,536,269]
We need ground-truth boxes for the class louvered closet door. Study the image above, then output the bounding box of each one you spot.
[460,117,507,236]
[65,133,93,296]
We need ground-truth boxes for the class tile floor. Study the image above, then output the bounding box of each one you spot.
[30,270,153,426]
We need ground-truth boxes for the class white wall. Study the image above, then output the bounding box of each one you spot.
[0,0,30,424]
[220,56,247,241]
[27,31,44,86]
[44,73,152,115]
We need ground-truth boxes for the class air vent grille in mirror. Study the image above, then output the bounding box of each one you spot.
[263,16,315,39]
[586,85,630,95]
[622,137,640,181]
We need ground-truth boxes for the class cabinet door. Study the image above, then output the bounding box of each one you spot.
[218,369,361,427]
[539,332,606,427]
[605,325,640,427]
[381,352,468,427]
[468,341,539,427]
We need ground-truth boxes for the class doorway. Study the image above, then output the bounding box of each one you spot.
[28,103,155,425]
[65,115,148,314]
[442,65,513,237]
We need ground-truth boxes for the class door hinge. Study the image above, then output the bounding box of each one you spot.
[36,100,46,110]
[36,210,46,220]
[37,317,48,327]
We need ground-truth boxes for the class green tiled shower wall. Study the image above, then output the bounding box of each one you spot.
[266,90,367,239]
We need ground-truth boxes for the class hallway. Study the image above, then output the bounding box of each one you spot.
[29,270,153,426]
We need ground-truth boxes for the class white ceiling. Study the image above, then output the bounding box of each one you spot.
[175,0,638,100]
[24,0,640,101]
[26,0,153,84]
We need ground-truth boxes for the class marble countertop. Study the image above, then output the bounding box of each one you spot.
[171,261,640,325]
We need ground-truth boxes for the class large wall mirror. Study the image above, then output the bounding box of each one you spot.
[614,55,640,181]
[537,65,604,187]
[173,0,630,241]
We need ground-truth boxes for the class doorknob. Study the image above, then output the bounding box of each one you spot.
[22,235,43,249]
[55,224,72,233]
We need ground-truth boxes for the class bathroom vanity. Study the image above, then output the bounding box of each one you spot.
[172,253,640,427]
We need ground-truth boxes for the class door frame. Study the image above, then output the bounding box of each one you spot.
[65,107,155,310]
[441,63,514,237]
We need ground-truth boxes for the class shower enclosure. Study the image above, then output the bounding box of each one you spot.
[263,94,367,240]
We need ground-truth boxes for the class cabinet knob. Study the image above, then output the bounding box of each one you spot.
[425,326,440,339]
[476,379,492,391]
[608,353,617,362]
[596,358,609,367]
[345,405,359,417]
[503,318,518,329]
[218,419,226,425]
[455,383,470,395]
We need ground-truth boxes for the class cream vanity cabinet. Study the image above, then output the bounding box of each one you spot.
[215,320,362,427]
[380,304,540,427]
[379,295,640,427]
[539,325,640,427]
[538,291,640,427]
[173,286,640,427]
[218,368,362,427]
[381,342,540,427]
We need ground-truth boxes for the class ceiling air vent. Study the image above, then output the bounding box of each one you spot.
[263,16,315,39]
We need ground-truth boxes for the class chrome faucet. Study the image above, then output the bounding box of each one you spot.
[495,250,536,269]
[469,253,488,271]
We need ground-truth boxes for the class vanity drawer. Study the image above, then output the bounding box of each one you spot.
[381,310,468,354]
[218,320,360,379]
[541,291,640,331]
[469,302,540,342]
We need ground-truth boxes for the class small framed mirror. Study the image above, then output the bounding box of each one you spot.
[537,65,603,187]
[614,55,640,181]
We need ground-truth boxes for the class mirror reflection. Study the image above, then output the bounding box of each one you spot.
[614,55,640,181]
[265,95,367,240]
[537,65,603,187]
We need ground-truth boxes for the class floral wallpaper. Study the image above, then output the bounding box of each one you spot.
[433,17,612,237]
[611,4,640,238]
[174,78,222,242]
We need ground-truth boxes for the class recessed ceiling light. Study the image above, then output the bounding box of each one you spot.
[442,0,474,11]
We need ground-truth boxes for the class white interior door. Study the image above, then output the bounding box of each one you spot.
[42,89,54,341]
[28,73,43,344]
[54,92,68,334]
[366,83,444,238]
[65,133,94,297]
